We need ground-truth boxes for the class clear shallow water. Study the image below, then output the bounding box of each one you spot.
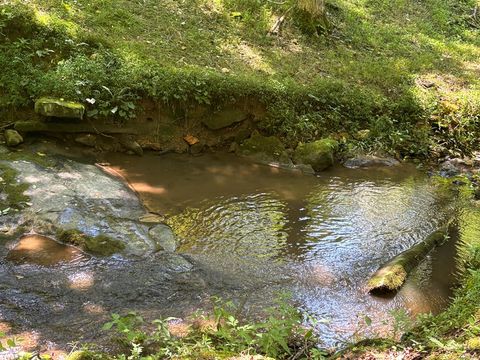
[107,152,458,347]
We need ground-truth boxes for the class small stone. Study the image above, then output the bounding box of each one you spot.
[294,163,315,175]
[35,97,85,119]
[4,129,23,147]
[190,142,204,155]
[75,134,97,147]
[149,224,177,252]
[229,142,239,153]
[139,213,165,224]
[119,136,143,156]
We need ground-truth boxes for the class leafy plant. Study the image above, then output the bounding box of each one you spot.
[102,296,327,359]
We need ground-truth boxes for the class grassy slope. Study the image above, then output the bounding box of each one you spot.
[1,0,479,156]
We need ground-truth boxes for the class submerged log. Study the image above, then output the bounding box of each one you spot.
[367,226,450,294]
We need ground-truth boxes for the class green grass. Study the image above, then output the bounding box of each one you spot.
[0,0,479,156]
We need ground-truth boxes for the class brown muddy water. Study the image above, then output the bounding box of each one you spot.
[106,152,458,346]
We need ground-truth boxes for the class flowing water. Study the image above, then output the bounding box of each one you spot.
[106,152,458,346]
[0,151,461,352]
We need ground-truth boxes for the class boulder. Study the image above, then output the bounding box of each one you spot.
[35,97,85,119]
[344,155,399,169]
[237,131,292,167]
[202,108,248,130]
[4,129,23,147]
[293,138,338,172]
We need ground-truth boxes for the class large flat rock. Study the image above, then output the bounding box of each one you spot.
[35,97,85,119]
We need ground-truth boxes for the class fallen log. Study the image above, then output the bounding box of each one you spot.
[367,225,451,294]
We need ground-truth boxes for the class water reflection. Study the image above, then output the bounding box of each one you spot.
[107,152,457,346]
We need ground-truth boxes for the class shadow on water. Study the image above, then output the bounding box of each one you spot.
[0,151,465,353]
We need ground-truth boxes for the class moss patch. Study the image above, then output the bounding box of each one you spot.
[35,97,85,119]
[293,138,338,172]
[57,229,125,256]
[237,131,291,165]
[0,163,30,209]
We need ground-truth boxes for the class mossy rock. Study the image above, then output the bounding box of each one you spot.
[202,108,248,130]
[65,350,96,360]
[237,131,292,166]
[35,97,85,119]
[57,229,125,256]
[4,129,23,147]
[0,163,30,208]
[293,138,338,172]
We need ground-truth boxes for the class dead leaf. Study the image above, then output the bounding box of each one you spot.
[183,135,199,145]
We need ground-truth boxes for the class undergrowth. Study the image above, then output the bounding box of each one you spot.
[0,0,479,157]
[93,297,327,359]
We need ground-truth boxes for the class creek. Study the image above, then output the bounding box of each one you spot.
[0,150,460,353]
[106,152,458,346]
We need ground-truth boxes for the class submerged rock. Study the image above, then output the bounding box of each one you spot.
[202,108,248,130]
[4,129,23,147]
[119,135,143,156]
[7,158,160,256]
[237,131,293,167]
[35,97,85,119]
[344,155,399,169]
[439,158,471,177]
[75,134,97,147]
[293,138,338,172]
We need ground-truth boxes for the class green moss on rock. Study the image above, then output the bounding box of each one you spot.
[237,131,292,166]
[84,234,125,256]
[35,97,85,119]
[4,129,23,147]
[0,163,30,208]
[293,138,338,172]
[57,229,125,256]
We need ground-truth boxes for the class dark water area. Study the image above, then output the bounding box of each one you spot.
[105,152,459,346]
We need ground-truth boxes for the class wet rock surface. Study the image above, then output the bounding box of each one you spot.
[0,147,171,256]
[236,131,293,168]
[343,155,400,169]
